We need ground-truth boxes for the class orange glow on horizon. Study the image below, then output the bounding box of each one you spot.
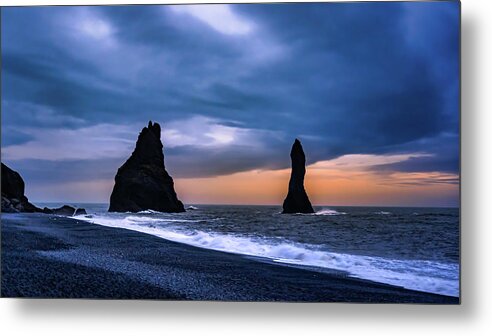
[174,161,459,207]
[27,155,459,207]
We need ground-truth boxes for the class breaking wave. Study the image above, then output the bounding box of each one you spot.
[314,208,347,216]
[137,210,163,214]
[73,213,459,297]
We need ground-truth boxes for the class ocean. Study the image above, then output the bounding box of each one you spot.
[40,203,459,297]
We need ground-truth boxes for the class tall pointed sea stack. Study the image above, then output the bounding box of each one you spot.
[109,121,185,213]
[282,139,314,214]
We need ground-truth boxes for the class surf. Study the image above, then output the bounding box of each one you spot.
[73,212,459,297]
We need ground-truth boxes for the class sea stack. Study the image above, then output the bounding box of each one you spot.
[282,139,314,214]
[109,121,185,213]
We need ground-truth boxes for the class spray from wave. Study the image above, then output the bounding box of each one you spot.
[72,212,459,297]
[314,208,347,216]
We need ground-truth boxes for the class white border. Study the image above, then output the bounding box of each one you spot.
[2,0,492,335]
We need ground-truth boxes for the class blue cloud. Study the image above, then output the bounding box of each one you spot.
[1,2,459,187]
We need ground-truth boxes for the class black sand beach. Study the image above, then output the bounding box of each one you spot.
[1,213,458,303]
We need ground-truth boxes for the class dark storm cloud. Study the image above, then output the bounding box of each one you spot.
[164,138,290,178]
[5,158,123,185]
[1,130,33,147]
[233,3,459,159]
[1,2,459,184]
[373,133,459,174]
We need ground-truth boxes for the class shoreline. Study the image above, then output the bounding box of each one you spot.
[1,213,459,303]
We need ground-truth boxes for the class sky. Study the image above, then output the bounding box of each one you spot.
[1,2,460,207]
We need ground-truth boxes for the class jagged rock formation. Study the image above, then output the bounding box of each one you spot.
[42,205,87,216]
[109,121,185,213]
[2,163,42,213]
[1,163,86,215]
[282,139,315,214]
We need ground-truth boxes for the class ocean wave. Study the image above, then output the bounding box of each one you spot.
[187,206,199,210]
[137,209,163,214]
[314,209,347,216]
[72,213,459,297]
[374,211,392,215]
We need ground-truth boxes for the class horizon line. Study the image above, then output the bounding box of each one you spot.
[30,201,459,209]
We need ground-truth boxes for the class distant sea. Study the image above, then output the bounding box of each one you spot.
[38,203,459,297]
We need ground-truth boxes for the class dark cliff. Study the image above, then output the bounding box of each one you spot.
[282,139,314,214]
[1,163,40,212]
[109,121,185,213]
[1,163,87,215]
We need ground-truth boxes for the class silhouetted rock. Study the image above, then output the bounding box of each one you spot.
[2,163,24,200]
[2,163,87,215]
[74,208,87,215]
[1,163,42,213]
[282,139,314,214]
[109,121,185,213]
[42,205,87,216]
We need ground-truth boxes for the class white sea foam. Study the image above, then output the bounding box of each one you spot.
[137,210,162,214]
[314,208,347,216]
[374,211,392,215]
[72,213,459,297]
[187,206,199,210]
